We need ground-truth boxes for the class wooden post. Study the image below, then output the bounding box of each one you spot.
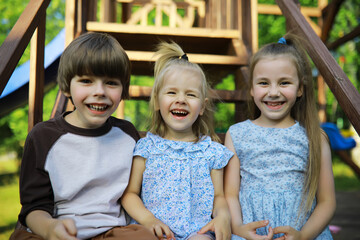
[276,0,360,135]
[100,0,117,22]
[28,18,46,132]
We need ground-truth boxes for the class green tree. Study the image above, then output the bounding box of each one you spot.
[0,0,65,157]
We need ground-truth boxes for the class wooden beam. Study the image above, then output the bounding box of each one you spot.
[86,22,240,38]
[28,18,46,132]
[258,4,322,17]
[327,25,360,50]
[0,0,50,96]
[276,0,360,135]
[126,50,247,66]
[128,85,246,102]
[51,91,69,118]
[65,0,76,46]
[321,0,344,42]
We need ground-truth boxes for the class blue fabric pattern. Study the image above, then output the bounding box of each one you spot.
[229,120,333,239]
[134,132,233,240]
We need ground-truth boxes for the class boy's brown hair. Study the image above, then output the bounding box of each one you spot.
[57,32,131,99]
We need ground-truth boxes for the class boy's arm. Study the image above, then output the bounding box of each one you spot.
[120,156,174,239]
[274,133,336,239]
[26,210,78,240]
[224,131,271,239]
[19,129,55,226]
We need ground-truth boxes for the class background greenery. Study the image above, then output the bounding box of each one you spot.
[0,0,359,239]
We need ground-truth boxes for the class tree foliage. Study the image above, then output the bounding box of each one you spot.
[0,0,359,158]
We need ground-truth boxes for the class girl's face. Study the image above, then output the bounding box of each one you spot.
[251,55,303,128]
[156,67,206,141]
[64,75,123,129]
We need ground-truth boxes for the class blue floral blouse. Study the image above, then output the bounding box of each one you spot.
[134,132,233,240]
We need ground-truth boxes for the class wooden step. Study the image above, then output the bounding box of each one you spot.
[87,22,240,39]
[127,50,246,65]
[86,22,249,80]
[129,85,247,103]
[86,22,247,57]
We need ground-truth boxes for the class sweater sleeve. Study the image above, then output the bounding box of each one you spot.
[18,125,56,227]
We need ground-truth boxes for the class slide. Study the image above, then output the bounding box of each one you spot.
[0,28,65,117]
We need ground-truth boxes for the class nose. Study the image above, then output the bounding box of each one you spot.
[94,82,105,96]
[268,85,280,97]
[175,93,186,104]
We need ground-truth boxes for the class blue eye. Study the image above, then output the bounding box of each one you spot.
[280,81,291,86]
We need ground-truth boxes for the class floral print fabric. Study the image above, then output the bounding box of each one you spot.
[134,132,233,240]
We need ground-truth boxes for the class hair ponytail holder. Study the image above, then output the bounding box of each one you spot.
[179,53,189,61]
[278,37,287,45]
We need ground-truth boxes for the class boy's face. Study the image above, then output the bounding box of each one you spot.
[64,75,123,129]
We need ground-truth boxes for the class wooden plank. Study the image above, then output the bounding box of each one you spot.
[0,0,50,95]
[28,19,46,132]
[276,0,360,135]
[65,0,76,46]
[51,90,69,118]
[86,21,240,39]
[321,0,344,42]
[258,4,322,17]
[126,50,247,65]
[128,85,246,102]
[327,25,360,50]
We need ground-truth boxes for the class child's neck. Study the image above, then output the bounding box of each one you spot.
[163,131,197,142]
[252,117,296,129]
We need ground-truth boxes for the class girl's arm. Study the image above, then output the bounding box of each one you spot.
[120,156,174,239]
[274,133,336,240]
[198,168,231,240]
[224,130,272,239]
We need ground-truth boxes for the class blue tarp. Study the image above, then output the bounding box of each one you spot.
[0,28,65,99]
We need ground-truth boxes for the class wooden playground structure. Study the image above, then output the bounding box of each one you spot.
[1,0,360,238]
[0,0,360,174]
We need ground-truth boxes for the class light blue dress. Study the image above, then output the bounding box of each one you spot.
[134,132,233,240]
[229,120,333,240]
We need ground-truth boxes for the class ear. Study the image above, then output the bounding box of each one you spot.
[199,98,208,116]
[250,88,254,97]
[297,84,303,97]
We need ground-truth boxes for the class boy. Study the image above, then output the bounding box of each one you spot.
[10,32,157,240]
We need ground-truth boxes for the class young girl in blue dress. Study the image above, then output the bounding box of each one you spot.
[121,42,234,240]
[224,34,336,240]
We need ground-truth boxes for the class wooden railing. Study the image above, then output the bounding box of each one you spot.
[0,0,50,131]
[276,0,360,136]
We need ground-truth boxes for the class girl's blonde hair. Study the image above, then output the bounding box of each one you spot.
[248,33,321,213]
[149,41,219,142]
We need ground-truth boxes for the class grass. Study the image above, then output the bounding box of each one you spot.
[0,156,359,239]
[0,178,20,240]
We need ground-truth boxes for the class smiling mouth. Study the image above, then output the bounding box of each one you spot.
[264,101,285,109]
[171,110,188,117]
[265,101,284,106]
[88,104,109,111]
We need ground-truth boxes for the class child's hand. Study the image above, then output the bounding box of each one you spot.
[46,218,78,240]
[198,214,231,240]
[142,217,175,240]
[273,226,301,240]
[235,220,273,240]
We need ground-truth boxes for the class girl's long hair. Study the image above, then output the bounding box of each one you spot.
[149,41,219,142]
[248,33,321,213]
